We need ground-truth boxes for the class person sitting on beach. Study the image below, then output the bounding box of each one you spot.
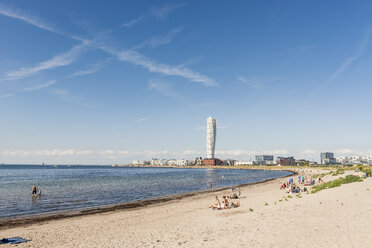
[229,192,239,199]
[209,196,222,209]
[229,200,240,208]
[222,196,230,208]
[280,183,286,189]
[31,185,37,196]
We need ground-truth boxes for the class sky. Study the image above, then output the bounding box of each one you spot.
[1,0,372,164]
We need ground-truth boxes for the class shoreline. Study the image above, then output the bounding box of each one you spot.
[1,168,370,247]
[0,169,295,230]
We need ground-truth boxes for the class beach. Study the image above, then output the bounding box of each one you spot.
[1,168,371,248]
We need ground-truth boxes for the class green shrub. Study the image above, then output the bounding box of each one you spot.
[331,168,344,176]
[311,175,363,193]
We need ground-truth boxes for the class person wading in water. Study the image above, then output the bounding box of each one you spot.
[32,185,37,197]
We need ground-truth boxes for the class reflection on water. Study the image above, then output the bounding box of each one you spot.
[0,165,291,218]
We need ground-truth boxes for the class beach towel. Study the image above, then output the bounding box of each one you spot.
[0,237,30,245]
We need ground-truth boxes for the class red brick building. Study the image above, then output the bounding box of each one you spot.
[277,157,296,166]
[203,158,224,166]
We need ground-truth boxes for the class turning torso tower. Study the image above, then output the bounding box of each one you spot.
[206,117,216,159]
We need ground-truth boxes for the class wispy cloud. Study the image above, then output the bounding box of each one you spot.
[121,15,146,28]
[0,149,172,159]
[5,42,89,80]
[112,48,217,86]
[236,75,262,89]
[148,79,181,100]
[215,149,289,158]
[134,27,183,49]
[0,4,57,33]
[68,60,106,78]
[51,89,97,107]
[0,93,15,99]
[21,80,56,92]
[52,89,68,95]
[121,3,185,27]
[136,117,150,122]
[325,27,372,85]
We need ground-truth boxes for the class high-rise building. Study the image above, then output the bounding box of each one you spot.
[321,152,334,165]
[206,116,216,159]
[255,155,274,165]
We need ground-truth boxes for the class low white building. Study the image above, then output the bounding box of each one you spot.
[235,161,254,166]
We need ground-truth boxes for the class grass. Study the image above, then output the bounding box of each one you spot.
[311,175,363,193]
[249,208,254,212]
[265,202,268,206]
[287,195,292,198]
[331,168,345,176]
[278,199,283,202]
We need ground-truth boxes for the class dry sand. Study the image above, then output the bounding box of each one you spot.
[1,168,371,248]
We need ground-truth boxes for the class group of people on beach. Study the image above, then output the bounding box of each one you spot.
[280,175,322,194]
[31,185,42,198]
[208,186,240,210]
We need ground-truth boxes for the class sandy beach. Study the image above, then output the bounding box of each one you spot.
[1,168,371,248]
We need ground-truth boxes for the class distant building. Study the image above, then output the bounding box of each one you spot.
[203,158,224,166]
[223,159,236,166]
[277,157,296,166]
[255,155,274,165]
[235,161,254,166]
[194,157,203,166]
[206,117,216,158]
[321,152,335,165]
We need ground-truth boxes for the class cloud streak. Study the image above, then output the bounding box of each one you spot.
[237,75,261,89]
[0,4,57,33]
[148,79,182,100]
[134,27,183,49]
[0,93,15,99]
[21,80,56,91]
[5,42,89,80]
[113,49,217,86]
[136,117,150,122]
[325,27,372,85]
[121,3,185,27]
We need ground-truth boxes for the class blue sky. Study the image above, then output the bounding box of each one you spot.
[1,0,372,164]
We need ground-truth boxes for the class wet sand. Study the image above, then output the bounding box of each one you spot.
[1,168,371,247]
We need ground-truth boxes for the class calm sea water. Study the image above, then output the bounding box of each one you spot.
[0,165,291,218]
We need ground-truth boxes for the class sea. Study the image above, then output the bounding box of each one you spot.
[0,164,291,219]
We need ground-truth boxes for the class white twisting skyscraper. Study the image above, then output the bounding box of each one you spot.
[206,116,216,158]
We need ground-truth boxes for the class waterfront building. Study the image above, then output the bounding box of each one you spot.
[206,117,216,159]
[277,156,296,166]
[235,161,254,166]
[194,157,203,166]
[321,152,335,165]
[255,155,274,165]
[203,158,223,166]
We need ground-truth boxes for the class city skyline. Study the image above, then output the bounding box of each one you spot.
[1,1,372,164]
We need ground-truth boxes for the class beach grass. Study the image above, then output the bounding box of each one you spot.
[311,175,363,193]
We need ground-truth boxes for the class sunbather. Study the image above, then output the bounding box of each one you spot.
[229,200,240,208]
[208,196,222,209]
[222,196,230,208]
[229,192,239,199]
